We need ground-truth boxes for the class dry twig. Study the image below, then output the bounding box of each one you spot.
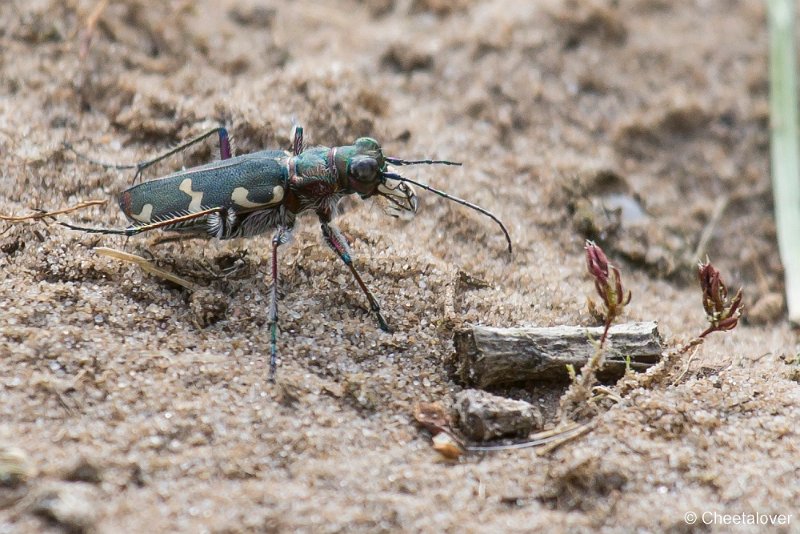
[0,200,106,222]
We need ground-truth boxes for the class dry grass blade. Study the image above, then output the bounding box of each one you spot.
[94,247,200,291]
[533,421,595,455]
[0,200,106,222]
[80,0,110,58]
[689,194,729,264]
[768,0,800,324]
[465,421,595,452]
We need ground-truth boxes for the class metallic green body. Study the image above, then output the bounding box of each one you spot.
[59,126,505,382]
[114,137,408,240]
[119,149,288,224]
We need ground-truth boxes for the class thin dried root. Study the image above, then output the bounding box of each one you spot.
[671,345,700,386]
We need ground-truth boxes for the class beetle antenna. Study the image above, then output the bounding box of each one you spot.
[383,172,512,253]
[385,157,462,167]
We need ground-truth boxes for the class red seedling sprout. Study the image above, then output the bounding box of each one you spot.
[697,260,743,338]
[585,241,631,346]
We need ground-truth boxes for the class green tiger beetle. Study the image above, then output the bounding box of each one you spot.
[62,125,512,381]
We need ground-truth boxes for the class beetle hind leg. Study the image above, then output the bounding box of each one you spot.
[64,127,232,183]
[59,207,228,237]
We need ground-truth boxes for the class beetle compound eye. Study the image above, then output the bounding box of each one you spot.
[350,157,379,182]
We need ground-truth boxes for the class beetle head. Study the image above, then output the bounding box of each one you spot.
[338,138,511,253]
[342,137,418,217]
[344,137,384,196]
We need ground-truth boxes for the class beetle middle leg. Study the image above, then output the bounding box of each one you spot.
[268,224,293,382]
[317,212,391,333]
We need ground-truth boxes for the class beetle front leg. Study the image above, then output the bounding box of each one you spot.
[318,218,391,333]
[268,225,292,382]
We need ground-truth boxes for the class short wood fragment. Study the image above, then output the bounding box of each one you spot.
[453,321,663,388]
[453,389,543,441]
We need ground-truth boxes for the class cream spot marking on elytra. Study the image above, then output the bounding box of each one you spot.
[231,185,284,208]
[130,203,153,223]
[179,178,204,212]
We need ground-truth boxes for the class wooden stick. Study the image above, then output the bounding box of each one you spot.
[453,321,663,388]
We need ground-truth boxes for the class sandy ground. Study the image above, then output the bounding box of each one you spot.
[1,0,799,532]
